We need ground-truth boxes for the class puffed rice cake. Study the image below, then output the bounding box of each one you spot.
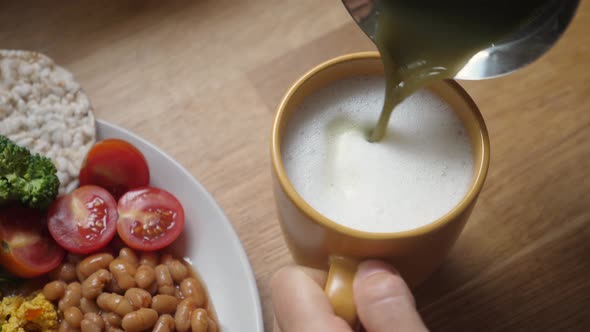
[0,50,97,194]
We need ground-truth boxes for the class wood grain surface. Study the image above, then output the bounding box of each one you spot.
[1,1,589,331]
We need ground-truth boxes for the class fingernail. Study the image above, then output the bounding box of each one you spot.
[355,260,398,281]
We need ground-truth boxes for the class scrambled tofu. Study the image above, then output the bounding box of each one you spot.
[0,293,58,332]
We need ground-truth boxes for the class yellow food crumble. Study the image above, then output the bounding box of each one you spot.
[0,293,57,332]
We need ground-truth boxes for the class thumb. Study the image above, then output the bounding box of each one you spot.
[353,260,429,332]
[271,266,351,332]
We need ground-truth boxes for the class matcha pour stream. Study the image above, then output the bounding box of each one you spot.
[359,0,562,142]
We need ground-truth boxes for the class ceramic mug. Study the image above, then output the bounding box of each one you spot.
[270,51,490,326]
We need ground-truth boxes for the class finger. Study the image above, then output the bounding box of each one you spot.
[343,0,374,21]
[344,0,370,11]
[353,260,429,332]
[298,266,328,286]
[272,267,330,332]
[271,265,351,332]
[273,317,282,332]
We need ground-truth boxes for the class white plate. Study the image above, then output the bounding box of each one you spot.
[97,120,264,332]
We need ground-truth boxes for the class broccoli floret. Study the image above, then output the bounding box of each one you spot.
[0,135,60,209]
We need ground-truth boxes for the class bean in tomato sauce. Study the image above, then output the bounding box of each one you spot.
[43,247,218,332]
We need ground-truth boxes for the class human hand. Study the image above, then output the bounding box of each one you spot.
[342,0,375,22]
[271,260,429,332]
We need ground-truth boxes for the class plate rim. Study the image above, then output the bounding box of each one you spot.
[96,119,264,331]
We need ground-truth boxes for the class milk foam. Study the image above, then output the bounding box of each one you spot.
[282,76,474,233]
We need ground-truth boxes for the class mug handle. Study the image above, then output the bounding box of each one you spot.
[325,256,360,327]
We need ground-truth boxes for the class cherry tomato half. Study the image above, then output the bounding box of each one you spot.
[79,139,150,199]
[117,187,185,251]
[0,205,65,278]
[48,185,118,254]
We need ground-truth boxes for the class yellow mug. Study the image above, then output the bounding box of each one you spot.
[270,51,490,327]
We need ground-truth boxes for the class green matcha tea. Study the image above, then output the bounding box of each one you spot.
[369,0,549,141]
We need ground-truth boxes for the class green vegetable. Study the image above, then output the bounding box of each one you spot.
[0,135,59,209]
[0,266,19,284]
[0,266,22,291]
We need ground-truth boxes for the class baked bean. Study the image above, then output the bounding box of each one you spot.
[59,282,82,312]
[50,263,77,282]
[106,278,124,294]
[153,314,175,332]
[208,318,219,332]
[43,280,67,300]
[155,265,175,295]
[167,259,189,283]
[134,265,155,289]
[80,313,104,332]
[80,319,102,332]
[47,248,218,331]
[84,312,105,327]
[58,320,80,332]
[190,309,208,332]
[96,293,134,316]
[175,299,198,332]
[121,308,158,332]
[80,298,100,314]
[67,253,85,264]
[175,287,184,299]
[125,288,152,309]
[64,307,84,328]
[102,312,122,328]
[81,269,111,299]
[106,328,124,332]
[77,253,114,281]
[180,278,206,307]
[139,252,159,268]
[151,294,180,314]
[118,248,138,266]
[109,258,137,290]
[160,254,174,265]
[147,280,159,295]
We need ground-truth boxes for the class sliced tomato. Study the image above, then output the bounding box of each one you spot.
[0,205,65,278]
[48,185,118,254]
[79,139,150,199]
[117,187,185,251]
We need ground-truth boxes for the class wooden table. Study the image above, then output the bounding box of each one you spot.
[2,1,589,330]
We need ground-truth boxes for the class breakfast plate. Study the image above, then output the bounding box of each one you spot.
[97,119,264,332]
